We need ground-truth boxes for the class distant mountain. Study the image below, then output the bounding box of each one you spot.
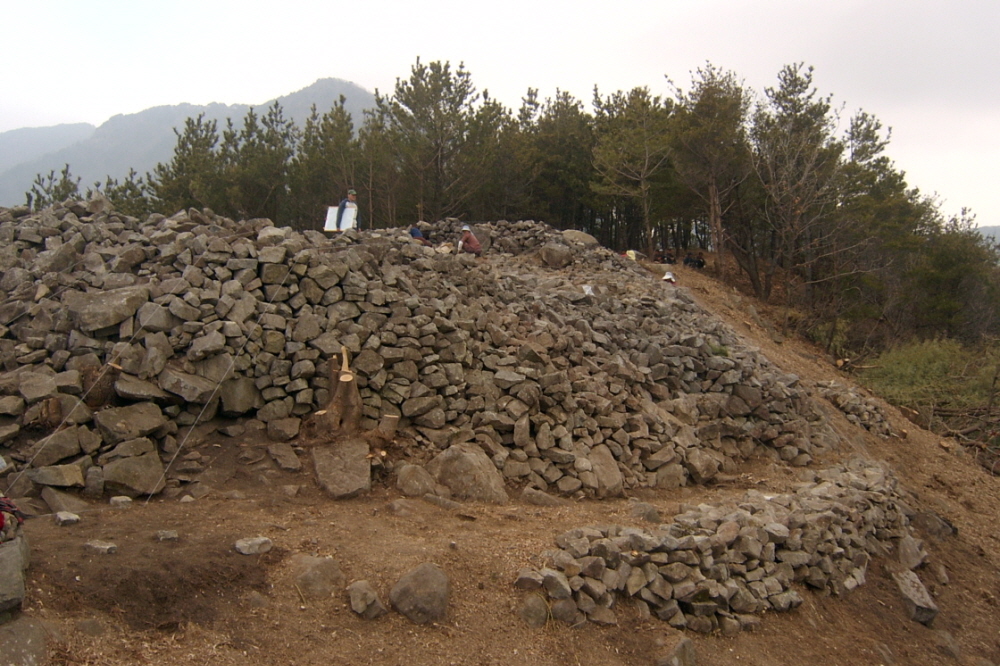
[977,226,1000,242]
[0,78,376,207]
[0,123,95,173]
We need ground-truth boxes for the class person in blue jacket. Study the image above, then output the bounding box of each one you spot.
[335,189,358,230]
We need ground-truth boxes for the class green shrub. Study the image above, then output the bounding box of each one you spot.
[859,338,1000,410]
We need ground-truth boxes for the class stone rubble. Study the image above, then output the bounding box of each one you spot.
[0,198,848,508]
[517,460,918,634]
[817,381,894,438]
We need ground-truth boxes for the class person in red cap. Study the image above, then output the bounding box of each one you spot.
[457,224,482,256]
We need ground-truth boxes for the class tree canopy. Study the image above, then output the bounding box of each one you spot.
[26,57,1000,357]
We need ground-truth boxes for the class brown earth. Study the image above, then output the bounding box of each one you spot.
[12,260,1000,666]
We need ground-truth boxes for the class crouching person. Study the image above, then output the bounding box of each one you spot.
[458,224,482,257]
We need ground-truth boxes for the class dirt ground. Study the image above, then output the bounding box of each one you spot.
[10,260,1000,666]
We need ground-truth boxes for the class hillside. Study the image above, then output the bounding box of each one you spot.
[0,78,376,207]
[1,200,999,666]
[0,124,96,175]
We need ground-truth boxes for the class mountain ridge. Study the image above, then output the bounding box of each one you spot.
[0,78,376,206]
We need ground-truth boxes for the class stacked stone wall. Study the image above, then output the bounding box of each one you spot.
[0,199,843,499]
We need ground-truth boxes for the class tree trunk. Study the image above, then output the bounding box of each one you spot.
[707,176,726,278]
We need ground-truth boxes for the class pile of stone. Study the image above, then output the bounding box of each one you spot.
[0,197,850,503]
[817,381,894,438]
[515,459,910,633]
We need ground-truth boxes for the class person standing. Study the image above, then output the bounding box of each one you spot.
[335,188,359,231]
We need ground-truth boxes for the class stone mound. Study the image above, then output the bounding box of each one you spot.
[0,197,842,502]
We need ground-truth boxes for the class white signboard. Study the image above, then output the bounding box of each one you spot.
[324,204,357,232]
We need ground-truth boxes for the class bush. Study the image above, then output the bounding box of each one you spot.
[859,338,1000,410]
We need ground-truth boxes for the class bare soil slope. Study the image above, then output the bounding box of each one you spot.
[13,261,1000,666]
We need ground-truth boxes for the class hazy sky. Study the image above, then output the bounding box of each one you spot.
[2,0,997,225]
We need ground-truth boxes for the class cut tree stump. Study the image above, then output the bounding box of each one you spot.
[313,347,363,438]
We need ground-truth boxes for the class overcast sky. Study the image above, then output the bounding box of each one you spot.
[2,0,997,225]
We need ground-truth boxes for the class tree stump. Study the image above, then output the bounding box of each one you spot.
[313,347,363,439]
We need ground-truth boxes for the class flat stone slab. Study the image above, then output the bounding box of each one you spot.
[312,437,370,499]
[65,285,150,332]
[268,442,303,471]
[93,402,168,445]
[0,617,51,665]
[235,537,273,555]
[0,538,27,612]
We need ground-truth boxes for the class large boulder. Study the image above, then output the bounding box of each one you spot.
[389,563,449,624]
[588,444,624,498]
[102,452,166,497]
[64,285,150,333]
[425,443,508,504]
[93,402,168,445]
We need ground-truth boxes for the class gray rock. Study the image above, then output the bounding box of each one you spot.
[136,302,177,332]
[396,464,438,497]
[235,537,272,555]
[26,427,83,468]
[561,229,599,246]
[41,487,91,514]
[18,373,58,404]
[93,402,168,445]
[98,437,155,465]
[0,617,50,665]
[85,540,117,554]
[518,593,549,628]
[589,444,623,498]
[425,443,508,504]
[538,243,574,269]
[54,511,80,526]
[114,373,170,402]
[289,553,344,600]
[102,452,166,497]
[158,366,219,404]
[514,569,545,590]
[898,534,928,571]
[267,417,301,442]
[313,436,370,499]
[109,495,133,509]
[522,486,570,507]
[893,570,939,625]
[267,442,303,471]
[587,605,617,625]
[540,568,572,599]
[347,580,389,619]
[389,563,450,624]
[26,464,85,488]
[0,423,20,445]
[0,395,25,417]
[83,466,105,499]
[0,538,27,612]
[65,285,149,332]
[219,377,262,416]
[654,633,697,666]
